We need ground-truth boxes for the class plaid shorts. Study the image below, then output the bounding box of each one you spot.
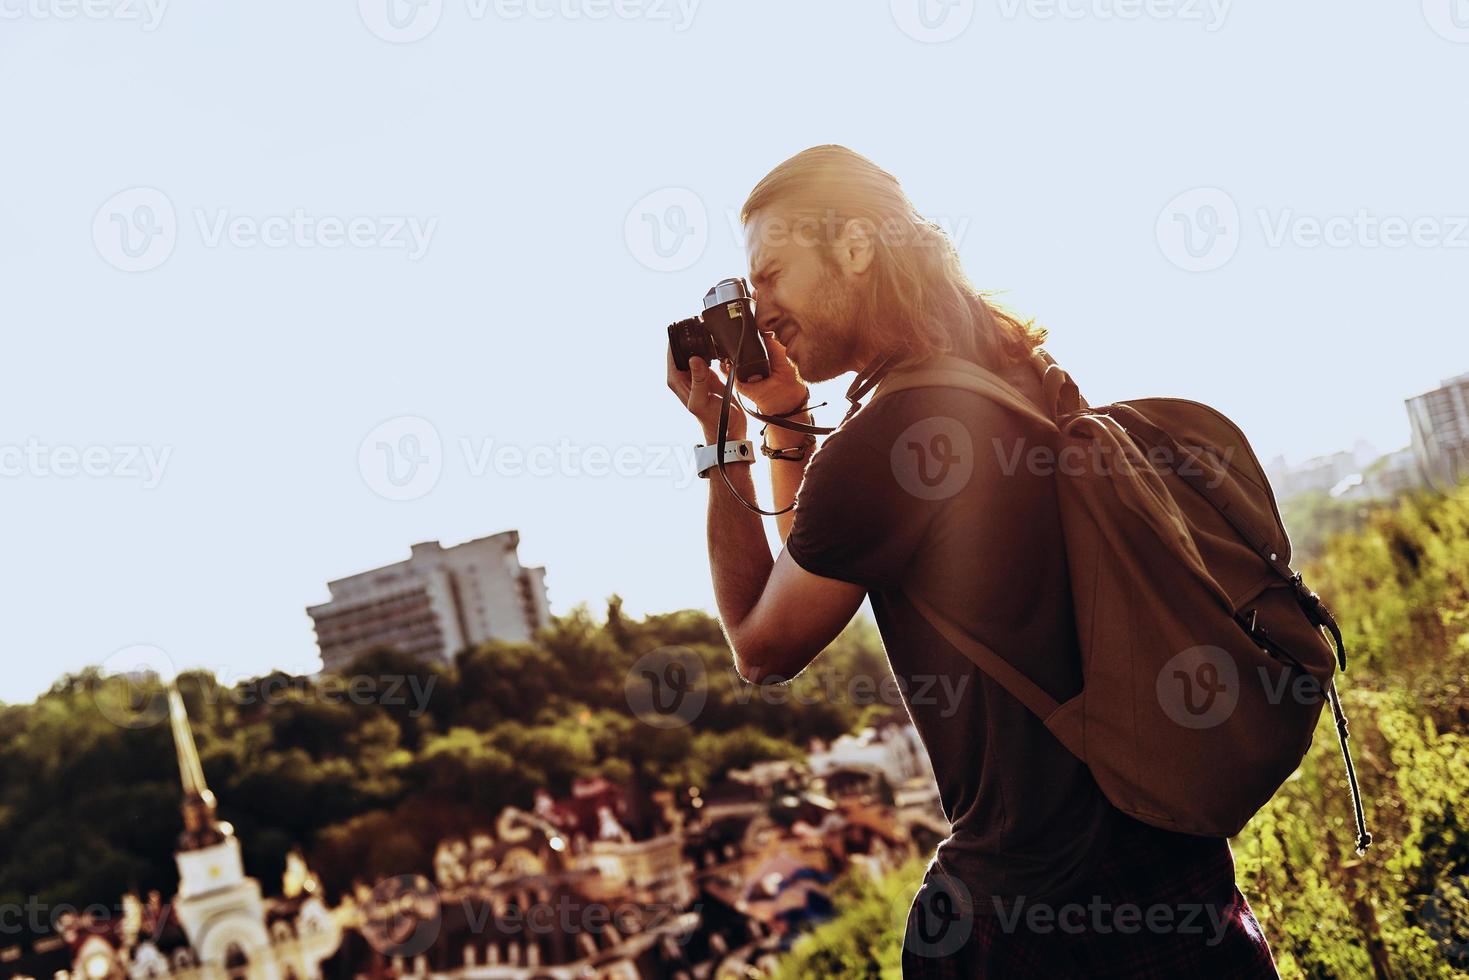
[901,814,1279,979]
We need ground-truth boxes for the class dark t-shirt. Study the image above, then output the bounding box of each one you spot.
[786,360,1117,907]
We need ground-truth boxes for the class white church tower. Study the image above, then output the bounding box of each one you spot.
[128,683,340,980]
[166,683,280,980]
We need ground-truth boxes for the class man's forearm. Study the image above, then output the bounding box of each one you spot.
[705,461,773,657]
[764,410,814,542]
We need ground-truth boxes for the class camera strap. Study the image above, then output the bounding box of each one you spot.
[712,342,901,516]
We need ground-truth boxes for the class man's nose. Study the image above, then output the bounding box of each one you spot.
[754,294,781,332]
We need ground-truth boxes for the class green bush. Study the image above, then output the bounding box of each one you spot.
[777,486,1469,978]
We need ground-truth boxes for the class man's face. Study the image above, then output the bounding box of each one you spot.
[746,211,865,384]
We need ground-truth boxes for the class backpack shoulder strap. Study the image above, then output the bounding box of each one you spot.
[878,353,1067,722]
[873,354,1060,434]
[904,590,1061,721]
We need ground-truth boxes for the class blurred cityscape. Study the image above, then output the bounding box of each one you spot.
[1266,368,1469,504]
[3,367,1466,980]
[1,675,943,980]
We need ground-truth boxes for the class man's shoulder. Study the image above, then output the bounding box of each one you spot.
[798,383,1047,510]
[833,383,1040,460]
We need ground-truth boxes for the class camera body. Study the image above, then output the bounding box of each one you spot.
[667,277,771,384]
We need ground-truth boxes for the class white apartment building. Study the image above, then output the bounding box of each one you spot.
[307,530,550,672]
[1408,371,1469,492]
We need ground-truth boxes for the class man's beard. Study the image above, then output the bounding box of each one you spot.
[787,269,868,384]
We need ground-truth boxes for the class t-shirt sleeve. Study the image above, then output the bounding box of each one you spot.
[784,420,939,592]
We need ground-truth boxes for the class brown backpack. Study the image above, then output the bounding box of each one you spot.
[875,350,1371,852]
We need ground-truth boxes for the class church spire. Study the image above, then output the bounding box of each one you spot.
[167,681,228,851]
[169,682,210,800]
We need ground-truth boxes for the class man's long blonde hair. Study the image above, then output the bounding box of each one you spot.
[741,145,1047,372]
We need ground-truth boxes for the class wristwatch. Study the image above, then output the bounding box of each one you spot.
[695,440,754,479]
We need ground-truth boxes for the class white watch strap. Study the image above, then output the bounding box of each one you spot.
[696,440,754,478]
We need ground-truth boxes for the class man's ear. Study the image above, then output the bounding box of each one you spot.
[835,218,875,277]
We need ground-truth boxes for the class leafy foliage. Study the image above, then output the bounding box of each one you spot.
[0,602,887,930]
[774,486,1469,978]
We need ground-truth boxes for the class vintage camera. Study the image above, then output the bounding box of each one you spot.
[667,277,771,384]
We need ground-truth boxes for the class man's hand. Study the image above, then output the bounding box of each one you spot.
[667,335,811,443]
[666,336,864,687]
[738,333,809,417]
[666,350,748,443]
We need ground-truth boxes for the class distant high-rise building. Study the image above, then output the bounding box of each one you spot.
[307,530,550,673]
[1266,450,1359,501]
[1407,371,1469,492]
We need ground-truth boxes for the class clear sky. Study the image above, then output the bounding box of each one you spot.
[2,1,1466,703]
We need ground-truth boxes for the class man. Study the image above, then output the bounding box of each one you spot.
[665,145,1278,977]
